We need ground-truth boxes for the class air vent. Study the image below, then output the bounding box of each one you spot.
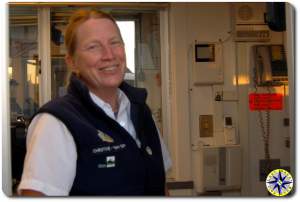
[234,25,270,42]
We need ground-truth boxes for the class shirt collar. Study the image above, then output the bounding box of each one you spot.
[89,89,130,119]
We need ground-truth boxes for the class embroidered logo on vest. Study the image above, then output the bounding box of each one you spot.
[106,156,115,168]
[97,156,116,168]
[97,130,114,143]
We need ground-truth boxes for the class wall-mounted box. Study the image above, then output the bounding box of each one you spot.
[192,42,224,85]
[202,145,241,191]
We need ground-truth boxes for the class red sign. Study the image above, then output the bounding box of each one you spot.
[249,93,283,111]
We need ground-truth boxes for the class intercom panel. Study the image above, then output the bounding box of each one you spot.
[192,42,223,85]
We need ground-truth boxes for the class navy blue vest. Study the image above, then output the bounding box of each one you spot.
[35,75,166,195]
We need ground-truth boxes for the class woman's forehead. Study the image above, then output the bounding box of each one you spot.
[79,18,118,32]
[76,18,121,39]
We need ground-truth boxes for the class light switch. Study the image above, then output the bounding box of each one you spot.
[199,115,213,137]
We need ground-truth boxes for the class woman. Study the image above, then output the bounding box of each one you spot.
[18,9,171,196]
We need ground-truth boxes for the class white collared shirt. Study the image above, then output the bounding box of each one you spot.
[18,89,171,196]
[89,90,142,147]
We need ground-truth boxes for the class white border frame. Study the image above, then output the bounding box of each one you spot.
[2,4,12,195]
[285,3,295,177]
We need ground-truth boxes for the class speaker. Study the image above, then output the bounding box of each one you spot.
[265,2,286,32]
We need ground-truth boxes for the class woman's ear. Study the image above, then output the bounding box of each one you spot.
[65,54,75,70]
[65,54,78,73]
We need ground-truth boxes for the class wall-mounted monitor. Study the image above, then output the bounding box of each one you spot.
[195,44,215,62]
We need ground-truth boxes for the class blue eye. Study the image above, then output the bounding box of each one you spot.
[86,44,102,52]
[88,45,97,50]
[111,40,122,46]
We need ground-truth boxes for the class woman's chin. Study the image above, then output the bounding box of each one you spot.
[99,79,123,89]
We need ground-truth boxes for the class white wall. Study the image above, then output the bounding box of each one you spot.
[168,2,292,196]
[168,1,237,188]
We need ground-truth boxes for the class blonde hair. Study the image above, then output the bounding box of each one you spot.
[64,9,120,57]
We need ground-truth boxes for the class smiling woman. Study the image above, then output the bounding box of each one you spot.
[7,5,168,196]
[64,16,127,107]
[49,8,164,133]
[17,9,171,196]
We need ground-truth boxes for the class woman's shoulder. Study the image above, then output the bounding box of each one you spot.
[41,94,78,109]
[35,94,83,120]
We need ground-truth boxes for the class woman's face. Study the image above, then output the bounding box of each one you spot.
[68,18,126,90]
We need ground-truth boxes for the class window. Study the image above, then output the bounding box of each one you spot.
[116,21,135,79]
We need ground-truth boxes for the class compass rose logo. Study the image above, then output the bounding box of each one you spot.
[266,169,293,196]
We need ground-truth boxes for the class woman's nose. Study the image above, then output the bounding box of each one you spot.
[101,46,115,60]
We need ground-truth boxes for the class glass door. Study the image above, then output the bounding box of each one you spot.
[9,7,39,119]
[9,6,39,192]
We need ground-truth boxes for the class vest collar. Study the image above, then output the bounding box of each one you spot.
[67,73,147,105]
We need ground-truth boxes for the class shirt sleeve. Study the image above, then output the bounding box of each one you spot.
[158,134,172,172]
[17,113,77,196]
[152,116,172,172]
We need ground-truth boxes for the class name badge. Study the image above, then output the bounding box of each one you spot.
[93,144,126,154]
